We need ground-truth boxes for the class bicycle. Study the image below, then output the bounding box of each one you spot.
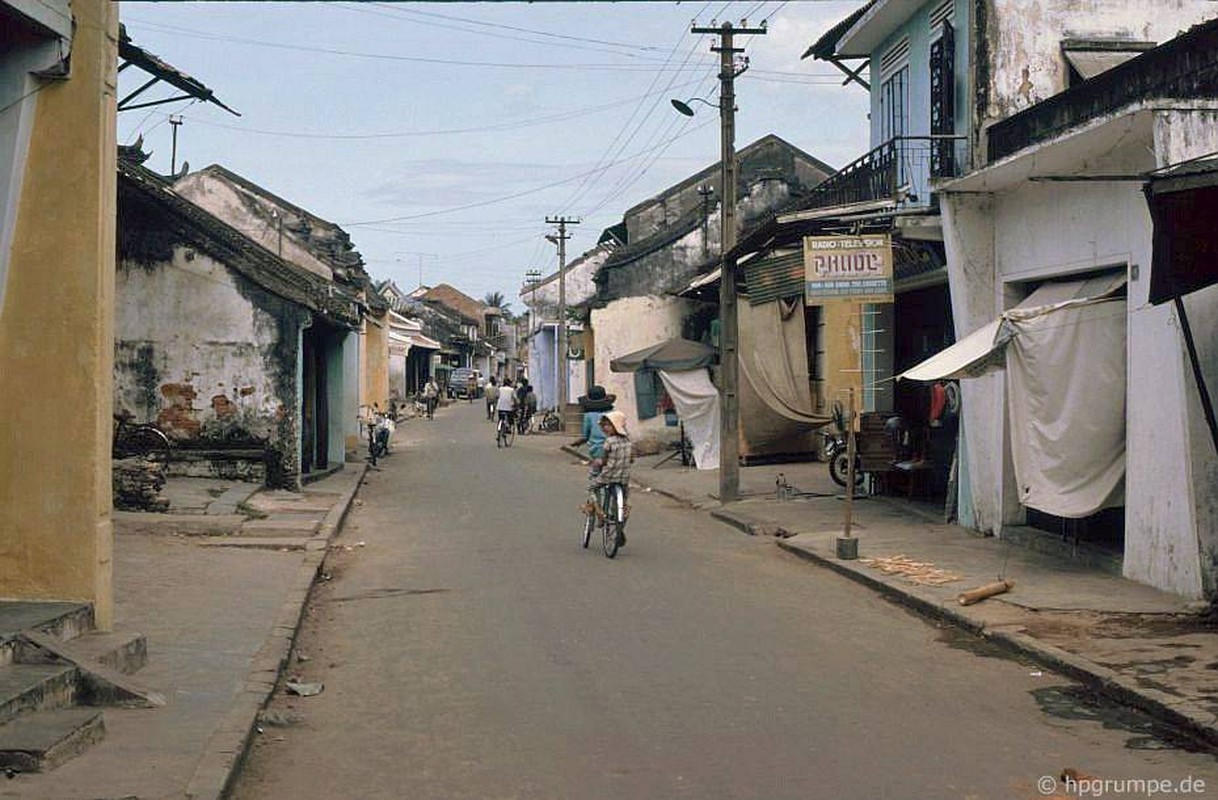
[495,412,516,448]
[581,482,628,558]
[516,409,534,436]
[366,411,390,465]
[112,413,171,462]
[537,408,562,433]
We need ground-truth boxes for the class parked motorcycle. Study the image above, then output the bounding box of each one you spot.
[825,402,864,488]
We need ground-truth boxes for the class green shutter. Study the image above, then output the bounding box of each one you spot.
[635,370,659,419]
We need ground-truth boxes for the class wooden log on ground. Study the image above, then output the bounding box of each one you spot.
[957,578,1015,606]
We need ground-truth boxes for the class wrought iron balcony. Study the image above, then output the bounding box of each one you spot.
[801,136,967,213]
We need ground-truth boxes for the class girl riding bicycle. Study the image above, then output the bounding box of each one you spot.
[590,411,633,548]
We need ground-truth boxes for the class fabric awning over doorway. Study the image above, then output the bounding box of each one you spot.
[899,271,1126,382]
[609,338,715,373]
[901,270,1128,519]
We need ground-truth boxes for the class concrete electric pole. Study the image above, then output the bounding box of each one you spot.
[691,20,765,503]
[545,216,579,418]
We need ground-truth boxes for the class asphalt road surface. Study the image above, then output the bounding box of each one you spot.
[231,401,1218,800]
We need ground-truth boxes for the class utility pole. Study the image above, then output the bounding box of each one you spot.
[691,19,764,503]
[169,115,183,175]
[698,184,714,259]
[545,216,579,418]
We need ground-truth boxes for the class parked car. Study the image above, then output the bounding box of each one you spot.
[449,368,482,399]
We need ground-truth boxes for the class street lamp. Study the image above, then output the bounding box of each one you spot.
[678,20,765,503]
[670,97,716,117]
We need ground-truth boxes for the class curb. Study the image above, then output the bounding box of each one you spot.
[775,538,1218,751]
[185,463,368,800]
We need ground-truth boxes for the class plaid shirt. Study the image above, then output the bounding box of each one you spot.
[594,434,632,486]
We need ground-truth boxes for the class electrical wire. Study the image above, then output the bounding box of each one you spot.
[338,2,666,58]
[122,17,721,73]
[341,119,714,227]
[135,77,708,141]
[559,3,717,213]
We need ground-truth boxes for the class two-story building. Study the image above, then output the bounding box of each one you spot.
[801,0,1218,597]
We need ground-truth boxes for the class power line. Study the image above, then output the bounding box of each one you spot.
[137,77,708,142]
[340,119,714,227]
[122,18,722,73]
[340,2,666,57]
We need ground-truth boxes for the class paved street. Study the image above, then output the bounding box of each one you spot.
[231,402,1218,800]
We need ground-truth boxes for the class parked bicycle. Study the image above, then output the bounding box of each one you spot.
[581,482,628,558]
[495,411,516,448]
[537,408,562,433]
[112,412,171,462]
[365,408,392,465]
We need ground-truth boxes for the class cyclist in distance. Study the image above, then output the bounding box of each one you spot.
[496,379,517,433]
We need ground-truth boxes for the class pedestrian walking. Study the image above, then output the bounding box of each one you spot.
[485,377,498,421]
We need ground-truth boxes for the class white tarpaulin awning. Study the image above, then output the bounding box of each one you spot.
[657,369,720,470]
[899,271,1126,382]
[901,270,1127,519]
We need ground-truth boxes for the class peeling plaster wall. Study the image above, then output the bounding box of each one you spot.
[115,247,305,487]
[590,296,691,443]
[173,173,335,281]
[1134,108,1218,597]
[522,245,609,322]
[981,0,1217,125]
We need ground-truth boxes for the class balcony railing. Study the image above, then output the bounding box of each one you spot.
[802,136,968,213]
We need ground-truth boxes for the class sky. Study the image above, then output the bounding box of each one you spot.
[117,1,870,311]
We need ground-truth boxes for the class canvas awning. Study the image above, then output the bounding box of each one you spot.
[609,338,715,373]
[899,271,1126,382]
[902,270,1128,519]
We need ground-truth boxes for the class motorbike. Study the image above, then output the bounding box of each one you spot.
[825,403,864,488]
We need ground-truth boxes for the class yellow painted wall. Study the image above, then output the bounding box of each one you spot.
[365,312,390,412]
[0,1,119,627]
[819,300,864,419]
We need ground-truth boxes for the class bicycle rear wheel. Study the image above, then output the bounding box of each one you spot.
[117,426,171,462]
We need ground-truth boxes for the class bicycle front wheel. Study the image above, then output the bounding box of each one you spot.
[582,506,594,549]
[601,487,621,559]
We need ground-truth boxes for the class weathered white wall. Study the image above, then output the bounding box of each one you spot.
[590,295,688,442]
[173,172,335,280]
[522,245,610,323]
[1130,108,1218,597]
[941,193,1010,534]
[984,0,1217,122]
[115,247,301,480]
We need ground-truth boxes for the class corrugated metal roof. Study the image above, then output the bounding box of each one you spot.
[744,252,804,306]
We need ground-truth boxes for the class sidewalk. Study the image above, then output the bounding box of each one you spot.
[595,444,1218,750]
[8,465,365,800]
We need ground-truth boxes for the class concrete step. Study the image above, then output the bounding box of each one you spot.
[15,632,164,708]
[0,603,94,666]
[0,665,77,726]
[0,709,105,773]
[16,630,147,675]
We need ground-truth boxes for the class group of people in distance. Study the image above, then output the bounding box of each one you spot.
[483,376,538,433]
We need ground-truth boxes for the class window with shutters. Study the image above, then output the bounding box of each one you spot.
[929,21,956,178]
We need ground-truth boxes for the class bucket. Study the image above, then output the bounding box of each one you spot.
[835,536,859,560]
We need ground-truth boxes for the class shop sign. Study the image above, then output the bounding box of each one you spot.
[804,234,894,303]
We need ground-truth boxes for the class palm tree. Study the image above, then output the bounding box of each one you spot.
[483,291,512,318]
